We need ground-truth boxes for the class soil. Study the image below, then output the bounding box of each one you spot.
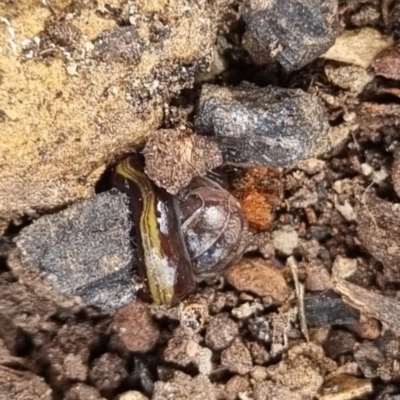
[1,1,400,399]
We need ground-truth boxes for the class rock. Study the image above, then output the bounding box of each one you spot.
[10,191,135,311]
[205,314,239,351]
[320,374,373,400]
[251,366,268,382]
[0,273,57,336]
[225,259,289,305]
[296,158,326,175]
[0,365,53,400]
[325,64,374,94]
[116,391,149,400]
[347,319,380,341]
[232,167,283,231]
[334,197,357,222]
[265,343,334,399]
[143,129,222,194]
[225,375,250,399]
[241,0,339,72]
[354,342,385,379]
[0,0,229,229]
[304,291,360,327]
[272,227,299,256]
[65,383,106,400]
[332,256,357,280]
[111,302,160,353]
[32,321,98,387]
[372,168,389,184]
[152,371,216,400]
[195,83,330,169]
[254,380,302,400]
[221,338,253,375]
[391,147,400,198]
[322,27,394,68]
[323,330,356,359]
[357,195,400,282]
[89,353,128,394]
[372,44,400,81]
[305,261,332,292]
[163,327,212,376]
[248,342,270,365]
[351,5,380,27]
[231,302,264,320]
[361,163,374,177]
[329,123,358,155]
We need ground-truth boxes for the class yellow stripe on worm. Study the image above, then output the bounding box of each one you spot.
[115,158,175,305]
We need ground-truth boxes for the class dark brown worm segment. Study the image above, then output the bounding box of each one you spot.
[112,152,196,306]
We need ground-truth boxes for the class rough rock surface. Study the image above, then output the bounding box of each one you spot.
[357,195,400,283]
[152,371,215,400]
[0,365,53,400]
[195,83,330,168]
[0,0,230,232]
[9,191,135,310]
[225,259,289,304]
[241,0,339,72]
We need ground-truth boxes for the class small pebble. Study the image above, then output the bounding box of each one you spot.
[361,163,374,176]
[320,374,373,400]
[346,319,381,341]
[225,259,289,305]
[332,256,357,280]
[226,375,250,399]
[305,261,332,292]
[65,383,105,400]
[248,342,270,365]
[231,302,263,320]
[117,391,149,400]
[89,353,128,393]
[324,64,373,94]
[152,371,216,400]
[205,314,239,351]
[329,123,356,155]
[250,366,268,382]
[248,317,271,343]
[232,167,282,231]
[265,343,331,399]
[296,158,326,175]
[271,227,299,256]
[221,338,253,375]
[163,328,201,368]
[372,168,389,184]
[163,327,212,375]
[254,381,301,400]
[323,330,356,359]
[143,129,222,194]
[111,301,160,353]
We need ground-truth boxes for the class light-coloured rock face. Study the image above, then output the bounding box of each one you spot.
[0,0,229,232]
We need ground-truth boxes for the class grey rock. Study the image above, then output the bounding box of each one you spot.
[241,0,339,72]
[195,83,330,168]
[304,290,360,326]
[12,190,136,311]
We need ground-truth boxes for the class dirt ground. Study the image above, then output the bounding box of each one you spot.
[1,0,400,399]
